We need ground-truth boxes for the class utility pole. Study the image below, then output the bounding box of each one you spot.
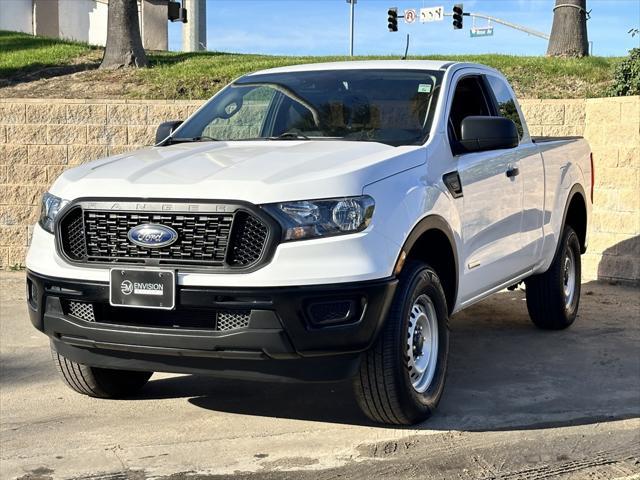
[182,0,207,52]
[347,0,356,56]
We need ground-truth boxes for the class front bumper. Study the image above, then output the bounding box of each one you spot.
[27,270,397,382]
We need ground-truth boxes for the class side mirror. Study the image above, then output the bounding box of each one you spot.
[155,120,183,144]
[459,116,519,153]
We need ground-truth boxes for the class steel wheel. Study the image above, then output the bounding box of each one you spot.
[406,294,439,393]
[354,261,450,424]
[563,247,576,310]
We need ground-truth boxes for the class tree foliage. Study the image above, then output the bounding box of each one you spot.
[611,48,640,96]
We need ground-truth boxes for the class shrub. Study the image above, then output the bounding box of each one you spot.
[610,48,640,96]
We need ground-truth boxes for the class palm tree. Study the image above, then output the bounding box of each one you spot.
[101,0,148,68]
[547,0,589,57]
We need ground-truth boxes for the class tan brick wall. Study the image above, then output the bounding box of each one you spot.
[520,97,639,283]
[1,97,638,283]
[0,99,201,270]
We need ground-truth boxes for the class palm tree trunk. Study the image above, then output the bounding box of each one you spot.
[100,0,149,69]
[547,0,589,57]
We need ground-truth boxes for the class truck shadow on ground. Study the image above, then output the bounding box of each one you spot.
[140,280,640,430]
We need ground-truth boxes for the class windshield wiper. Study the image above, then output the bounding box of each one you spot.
[167,135,218,144]
[270,131,310,141]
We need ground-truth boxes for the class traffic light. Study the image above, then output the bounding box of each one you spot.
[388,8,398,32]
[168,1,187,23]
[452,4,463,30]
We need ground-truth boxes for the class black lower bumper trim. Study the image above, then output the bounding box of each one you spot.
[27,270,397,382]
[59,335,268,360]
[51,338,362,383]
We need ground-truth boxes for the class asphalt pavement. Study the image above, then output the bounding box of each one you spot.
[1,272,638,479]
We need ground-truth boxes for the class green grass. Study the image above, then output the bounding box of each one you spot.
[0,30,97,79]
[0,31,625,99]
[140,51,622,99]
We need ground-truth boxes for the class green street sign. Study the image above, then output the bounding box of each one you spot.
[470,27,494,37]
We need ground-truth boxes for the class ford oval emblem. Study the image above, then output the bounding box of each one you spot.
[127,224,178,248]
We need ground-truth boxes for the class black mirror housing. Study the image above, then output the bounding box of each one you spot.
[460,116,519,153]
[155,120,183,144]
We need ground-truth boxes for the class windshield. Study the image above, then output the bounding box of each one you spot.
[173,69,444,147]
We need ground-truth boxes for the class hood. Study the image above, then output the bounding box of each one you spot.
[51,140,425,204]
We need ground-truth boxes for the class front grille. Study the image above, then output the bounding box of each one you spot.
[60,211,87,259]
[227,212,270,267]
[64,300,251,331]
[216,310,251,331]
[67,301,96,322]
[58,203,272,269]
[83,210,233,265]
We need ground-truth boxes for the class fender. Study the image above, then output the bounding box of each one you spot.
[534,183,588,277]
[397,214,459,312]
[556,183,588,257]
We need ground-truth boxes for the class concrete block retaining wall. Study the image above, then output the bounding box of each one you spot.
[1,96,638,283]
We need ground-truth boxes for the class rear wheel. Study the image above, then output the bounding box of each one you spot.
[51,344,152,398]
[525,226,581,330]
[354,261,449,425]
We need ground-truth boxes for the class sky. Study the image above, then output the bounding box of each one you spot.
[168,0,640,57]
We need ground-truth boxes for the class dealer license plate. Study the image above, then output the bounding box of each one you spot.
[109,269,175,310]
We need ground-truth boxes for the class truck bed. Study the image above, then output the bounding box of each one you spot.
[531,136,583,143]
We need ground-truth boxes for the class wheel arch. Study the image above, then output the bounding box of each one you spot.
[398,215,458,314]
[561,184,588,255]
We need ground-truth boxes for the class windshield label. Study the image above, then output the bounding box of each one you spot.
[418,83,432,93]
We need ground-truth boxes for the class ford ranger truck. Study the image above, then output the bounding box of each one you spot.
[26,61,592,425]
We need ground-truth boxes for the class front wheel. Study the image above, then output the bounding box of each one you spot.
[525,226,582,330]
[354,261,449,425]
[51,344,152,398]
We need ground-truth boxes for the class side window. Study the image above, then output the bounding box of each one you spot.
[448,76,493,142]
[486,76,524,140]
[202,86,276,140]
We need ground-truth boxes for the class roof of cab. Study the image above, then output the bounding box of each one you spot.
[245,60,462,76]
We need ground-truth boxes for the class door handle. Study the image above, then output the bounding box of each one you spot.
[506,167,520,178]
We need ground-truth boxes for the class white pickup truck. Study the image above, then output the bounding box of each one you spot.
[26,61,592,425]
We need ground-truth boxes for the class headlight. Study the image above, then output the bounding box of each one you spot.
[39,193,67,233]
[264,196,374,241]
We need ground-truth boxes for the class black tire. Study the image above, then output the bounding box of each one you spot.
[525,226,581,330]
[51,344,152,398]
[354,260,449,425]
